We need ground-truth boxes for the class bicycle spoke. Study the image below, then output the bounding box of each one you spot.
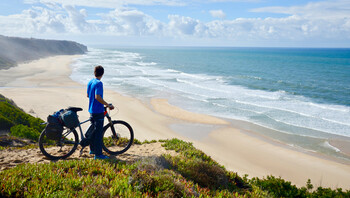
[102,120,133,155]
[39,128,79,160]
[63,139,76,145]
[62,130,71,138]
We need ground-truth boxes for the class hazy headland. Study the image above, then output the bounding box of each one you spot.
[0,35,87,69]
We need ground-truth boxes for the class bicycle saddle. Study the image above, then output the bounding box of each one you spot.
[67,107,83,112]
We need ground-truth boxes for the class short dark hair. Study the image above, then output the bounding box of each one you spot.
[94,65,104,77]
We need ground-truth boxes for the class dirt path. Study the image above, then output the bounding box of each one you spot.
[0,142,177,171]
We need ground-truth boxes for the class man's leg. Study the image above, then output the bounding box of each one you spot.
[86,121,95,153]
[91,113,105,156]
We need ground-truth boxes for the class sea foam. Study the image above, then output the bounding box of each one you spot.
[70,47,350,139]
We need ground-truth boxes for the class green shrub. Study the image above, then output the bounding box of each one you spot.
[0,94,45,141]
[311,186,350,198]
[165,155,226,189]
[142,139,157,144]
[0,114,14,130]
[130,168,190,197]
[161,138,252,196]
[0,94,45,130]
[10,124,40,141]
[0,102,27,126]
[133,138,142,145]
[129,156,180,196]
[162,138,213,162]
[251,176,305,197]
[250,175,350,198]
[0,159,130,197]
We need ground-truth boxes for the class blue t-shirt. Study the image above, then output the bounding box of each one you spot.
[87,78,104,113]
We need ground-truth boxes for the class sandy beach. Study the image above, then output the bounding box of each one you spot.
[1,55,350,189]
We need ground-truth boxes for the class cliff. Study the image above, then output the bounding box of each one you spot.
[0,35,87,69]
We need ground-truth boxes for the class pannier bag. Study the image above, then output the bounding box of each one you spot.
[45,115,63,140]
[60,110,79,129]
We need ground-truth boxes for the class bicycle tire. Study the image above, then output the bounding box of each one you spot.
[102,120,134,155]
[39,127,79,160]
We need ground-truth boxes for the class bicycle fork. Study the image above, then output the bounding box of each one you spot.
[106,114,120,140]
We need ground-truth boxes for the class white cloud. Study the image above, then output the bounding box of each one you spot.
[209,0,261,2]
[101,8,164,35]
[1,0,350,47]
[24,0,186,8]
[64,5,94,33]
[251,0,350,20]
[168,15,201,35]
[18,6,67,34]
[0,5,93,35]
[209,10,226,19]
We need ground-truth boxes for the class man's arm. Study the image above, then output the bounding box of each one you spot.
[96,94,114,109]
[95,94,108,106]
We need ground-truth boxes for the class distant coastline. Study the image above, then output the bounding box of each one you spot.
[0,35,87,69]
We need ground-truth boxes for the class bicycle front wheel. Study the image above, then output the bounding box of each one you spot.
[39,127,79,160]
[102,120,134,155]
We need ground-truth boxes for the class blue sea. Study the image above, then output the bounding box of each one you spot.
[70,47,350,159]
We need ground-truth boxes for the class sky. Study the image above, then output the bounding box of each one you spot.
[0,0,349,47]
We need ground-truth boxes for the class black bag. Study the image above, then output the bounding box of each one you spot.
[60,110,79,129]
[45,115,63,140]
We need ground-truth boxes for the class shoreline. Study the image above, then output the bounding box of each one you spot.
[1,55,350,189]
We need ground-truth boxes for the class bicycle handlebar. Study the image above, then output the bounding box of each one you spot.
[104,104,114,112]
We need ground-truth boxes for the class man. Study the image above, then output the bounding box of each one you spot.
[87,65,114,160]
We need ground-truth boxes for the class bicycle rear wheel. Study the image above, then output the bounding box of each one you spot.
[102,120,134,155]
[39,127,79,160]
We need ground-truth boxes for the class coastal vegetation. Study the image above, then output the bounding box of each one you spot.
[1,138,350,197]
[1,94,350,197]
[0,94,44,141]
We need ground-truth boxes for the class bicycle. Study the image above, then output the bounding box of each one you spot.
[39,106,134,160]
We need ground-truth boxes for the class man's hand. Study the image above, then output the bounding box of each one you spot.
[108,104,115,110]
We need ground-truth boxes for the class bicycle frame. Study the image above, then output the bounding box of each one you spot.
[75,108,116,156]
[77,118,90,140]
[76,108,113,139]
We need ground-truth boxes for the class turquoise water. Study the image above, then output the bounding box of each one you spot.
[71,47,350,157]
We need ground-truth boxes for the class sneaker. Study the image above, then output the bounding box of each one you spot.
[94,155,109,160]
[89,151,95,155]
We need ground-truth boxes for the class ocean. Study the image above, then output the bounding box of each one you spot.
[70,47,350,160]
